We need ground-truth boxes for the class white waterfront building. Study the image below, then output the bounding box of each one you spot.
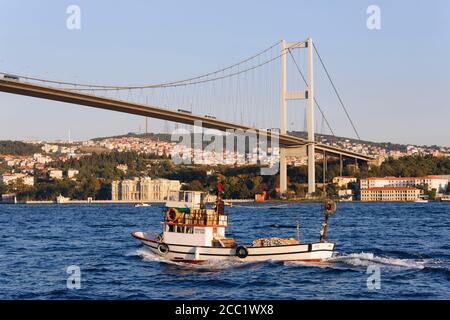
[360,176,448,194]
[111,177,181,202]
[0,173,34,186]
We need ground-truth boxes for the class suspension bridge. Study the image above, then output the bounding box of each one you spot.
[0,38,372,196]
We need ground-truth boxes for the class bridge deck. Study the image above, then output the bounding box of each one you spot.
[0,78,372,161]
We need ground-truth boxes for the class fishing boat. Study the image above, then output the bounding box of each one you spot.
[132,190,336,263]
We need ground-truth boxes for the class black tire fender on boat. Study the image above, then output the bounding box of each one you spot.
[157,243,169,255]
[235,246,248,259]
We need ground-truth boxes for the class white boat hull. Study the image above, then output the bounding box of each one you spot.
[132,231,335,263]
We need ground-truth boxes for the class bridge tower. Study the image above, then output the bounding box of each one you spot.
[279,37,315,195]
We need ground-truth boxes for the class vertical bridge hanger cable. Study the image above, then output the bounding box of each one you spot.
[287,48,336,136]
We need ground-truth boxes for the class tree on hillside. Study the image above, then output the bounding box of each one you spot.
[0,141,42,155]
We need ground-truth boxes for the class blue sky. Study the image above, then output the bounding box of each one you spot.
[0,0,449,146]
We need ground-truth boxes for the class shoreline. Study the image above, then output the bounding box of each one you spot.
[0,198,256,205]
[0,199,447,205]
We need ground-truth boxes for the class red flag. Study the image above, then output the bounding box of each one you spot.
[217,176,223,193]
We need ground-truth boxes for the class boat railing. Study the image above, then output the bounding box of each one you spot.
[163,208,228,227]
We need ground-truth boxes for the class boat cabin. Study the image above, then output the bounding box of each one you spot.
[166,190,205,209]
[162,190,235,247]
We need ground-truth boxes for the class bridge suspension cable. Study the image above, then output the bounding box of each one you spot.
[70,41,306,91]
[1,41,289,91]
[312,44,361,140]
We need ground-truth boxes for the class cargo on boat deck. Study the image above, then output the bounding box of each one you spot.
[251,237,299,247]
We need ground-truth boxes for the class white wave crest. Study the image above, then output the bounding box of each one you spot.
[127,247,177,265]
[328,252,426,269]
[128,248,261,269]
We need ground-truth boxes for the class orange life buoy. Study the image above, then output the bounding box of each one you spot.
[324,200,336,214]
[166,208,181,223]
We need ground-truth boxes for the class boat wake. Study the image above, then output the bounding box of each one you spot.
[327,252,427,269]
[129,248,449,276]
[128,248,264,270]
[283,252,430,270]
[129,248,177,264]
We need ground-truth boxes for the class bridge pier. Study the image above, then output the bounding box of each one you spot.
[279,38,315,196]
[279,40,287,195]
[323,149,327,196]
[280,148,287,196]
[306,37,315,194]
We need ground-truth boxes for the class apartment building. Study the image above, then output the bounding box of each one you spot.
[360,176,448,193]
[360,187,420,202]
[48,169,63,180]
[0,173,34,186]
[67,169,79,179]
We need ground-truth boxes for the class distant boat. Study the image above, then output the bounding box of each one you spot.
[414,198,428,203]
[134,203,150,207]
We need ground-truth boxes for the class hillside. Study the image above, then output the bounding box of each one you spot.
[91,131,447,153]
[288,131,409,152]
[0,140,42,156]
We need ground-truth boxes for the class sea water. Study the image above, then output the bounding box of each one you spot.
[0,202,449,299]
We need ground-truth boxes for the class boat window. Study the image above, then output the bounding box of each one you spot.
[168,191,179,202]
[185,227,194,234]
[185,192,191,203]
[200,193,205,204]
